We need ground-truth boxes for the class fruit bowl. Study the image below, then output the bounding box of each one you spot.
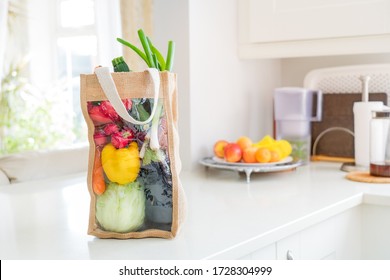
[199,156,302,183]
[204,135,301,182]
[212,156,293,167]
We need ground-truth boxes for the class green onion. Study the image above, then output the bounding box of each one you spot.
[151,54,160,71]
[116,29,175,72]
[165,41,175,72]
[137,29,156,69]
[116,38,150,67]
[147,37,166,71]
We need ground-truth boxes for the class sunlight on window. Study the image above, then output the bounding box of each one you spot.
[0,0,104,155]
[57,36,97,77]
[57,36,97,56]
[57,0,98,145]
[60,0,95,28]
[57,35,97,143]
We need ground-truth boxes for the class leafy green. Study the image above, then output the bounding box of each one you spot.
[116,29,175,72]
[165,41,175,72]
[147,37,166,71]
[137,29,156,68]
[116,37,150,67]
[96,181,145,233]
[142,147,165,166]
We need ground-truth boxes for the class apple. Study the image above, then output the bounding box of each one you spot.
[213,140,229,158]
[224,143,242,162]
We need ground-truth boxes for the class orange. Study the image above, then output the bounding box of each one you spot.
[236,136,252,151]
[242,146,258,163]
[269,149,282,162]
[255,147,271,163]
[268,145,283,161]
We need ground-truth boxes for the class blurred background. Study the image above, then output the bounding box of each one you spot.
[2,0,390,172]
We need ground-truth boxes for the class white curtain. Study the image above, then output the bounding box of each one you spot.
[119,0,153,71]
[95,0,122,67]
[94,0,153,70]
[0,0,8,90]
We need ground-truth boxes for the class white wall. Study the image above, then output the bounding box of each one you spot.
[155,1,390,171]
[154,0,281,170]
[153,0,192,170]
[188,0,281,169]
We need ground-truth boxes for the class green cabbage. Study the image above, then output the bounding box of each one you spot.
[96,181,145,233]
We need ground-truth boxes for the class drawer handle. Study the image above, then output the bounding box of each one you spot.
[287,250,294,260]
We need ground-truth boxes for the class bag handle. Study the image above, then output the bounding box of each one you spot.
[94,67,160,125]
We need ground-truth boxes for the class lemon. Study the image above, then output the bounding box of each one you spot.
[253,135,275,148]
[276,139,292,158]
[253,136,292,161]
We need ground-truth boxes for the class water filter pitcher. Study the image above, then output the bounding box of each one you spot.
[274,87,322,163]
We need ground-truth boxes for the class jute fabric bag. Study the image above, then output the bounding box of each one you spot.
[80,68,185,239]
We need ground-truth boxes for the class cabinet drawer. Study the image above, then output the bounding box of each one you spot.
[276,217,336,260]
[300,217,336,260]
[241,243,277,260]
[277,231,300,260]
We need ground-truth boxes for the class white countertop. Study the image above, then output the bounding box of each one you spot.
[1,162,390,260]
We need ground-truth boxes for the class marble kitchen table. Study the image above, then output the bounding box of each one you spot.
[1,162,390,260]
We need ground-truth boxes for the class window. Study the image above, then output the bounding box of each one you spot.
[0,0,120,155]
[55,0,98,142]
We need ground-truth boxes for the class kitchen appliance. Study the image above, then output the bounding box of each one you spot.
[370,110,390,177]
[353,76,387,167]
[310,92,386,161]
[274,87,322,163]
[304,64,390,165]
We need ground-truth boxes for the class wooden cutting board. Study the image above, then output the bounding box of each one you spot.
[346,171,390,183]
[311,93,388,159]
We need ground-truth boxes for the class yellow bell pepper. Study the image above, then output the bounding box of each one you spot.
[101,142,141,185]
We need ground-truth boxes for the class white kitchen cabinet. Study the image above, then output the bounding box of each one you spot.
[238,0,390,58]
[239,243,277,260]
[276,216,338,260]
[362,204,390,259]
[333,205,362,259]
[248,206,361,260]
[246,201,390,260]
[276,231,301,260]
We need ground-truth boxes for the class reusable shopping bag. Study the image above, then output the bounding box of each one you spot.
[80,67,184,239]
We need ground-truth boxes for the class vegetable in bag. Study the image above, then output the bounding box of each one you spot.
[101,142,141,185]
[96,181,145,233]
